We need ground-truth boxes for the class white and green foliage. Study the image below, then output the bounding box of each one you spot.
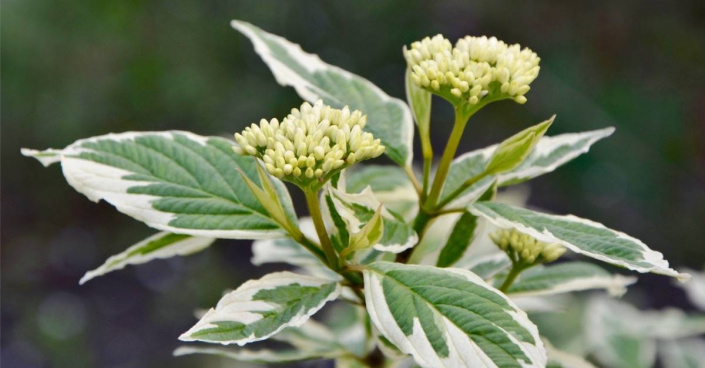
[583,296,705,368]
[469,201,686,279]
[363,262,546,368]
[179,272,341,345]
[80,232,215,284]
[24,18,700,368]
[231,20,414,168]
[22,131,297,239]
[325,184,418,255]
[495,262,636,297]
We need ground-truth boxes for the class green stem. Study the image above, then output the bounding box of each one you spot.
[499,263,527,293]
[304,188,340,271]
[425,105,475,209]
[419,129,434,202]
[433,173,486,210]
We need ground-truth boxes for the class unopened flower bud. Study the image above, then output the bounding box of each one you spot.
[233,100,385,188]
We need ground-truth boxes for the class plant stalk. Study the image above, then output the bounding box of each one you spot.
[304,188,340,271]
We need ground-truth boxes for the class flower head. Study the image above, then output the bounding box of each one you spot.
[404,35,540,105]
[233,100,385,188]
[490,228,565,264]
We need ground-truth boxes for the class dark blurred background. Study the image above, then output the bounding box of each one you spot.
[3,1,705,367]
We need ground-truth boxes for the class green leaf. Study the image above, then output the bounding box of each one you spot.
[80,232,215,285]
[498,262,637,297]
[405,68,431,130]
[326,185,417,254]
[179,272,341,345]
[231,20,414,167]
[440,127,615,207]
[468,201,686,279]
[23,131,297,239]
[346,165,418,219]
[484,117,554,176]
[341,205,384,261]
[363,261,546,368]
[436,183,497,268]
[462,253,512,280]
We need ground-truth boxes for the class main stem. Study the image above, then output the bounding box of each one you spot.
[304,188,340,271]
[499,263,527,293]
[425,106,473,209]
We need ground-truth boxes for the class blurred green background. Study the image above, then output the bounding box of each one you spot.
[3,1,705,367]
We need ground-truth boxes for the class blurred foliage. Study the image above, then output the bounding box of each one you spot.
[2,1,705,367]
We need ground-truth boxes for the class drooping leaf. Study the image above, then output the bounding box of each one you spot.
[468,201,686,279]
[23,131,297,239]
[363,261,546,368]
[327,185,417,254]
[80,232,215,284]
[231,20,414,167]
[498,262,637,297]
[440,128,615,207]
[179,272,341,345]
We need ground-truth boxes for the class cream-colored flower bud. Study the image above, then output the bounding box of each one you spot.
[233,100,385,189]
[404,34,540,106]
[490,228,565,265]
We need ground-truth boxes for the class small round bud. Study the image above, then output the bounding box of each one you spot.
[232,100,385,189]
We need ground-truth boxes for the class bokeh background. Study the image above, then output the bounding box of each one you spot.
[3,1,705,367]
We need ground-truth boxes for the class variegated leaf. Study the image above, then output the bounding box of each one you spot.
[179,272,341,345]
[23,131,297,239]
[80,232,215,284]
[363,261,546,368]
[231,20,414,167]
[346,165,417,218]
[469,201,686,279]
[499,262,637,297]
[461,253,512,280]
[441,128,615,207]
[327,185,417,254]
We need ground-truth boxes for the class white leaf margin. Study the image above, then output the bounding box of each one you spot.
[507,266,637,298]
[363,264,547,368]
[179,271,342,346]
[469,202,688,280]
[23,131,290,240]
[446,128,615,207]
[80,231,215,285]
[230,20,414,167]
[328,185,417,253]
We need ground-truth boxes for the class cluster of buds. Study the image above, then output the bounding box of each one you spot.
[404,35,540,105]
[490,228,566,264]
[233,100,385,188]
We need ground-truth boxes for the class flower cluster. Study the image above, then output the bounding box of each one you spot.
[233,100,385,187]
[490,228,566,264]
[404,35,540,105]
